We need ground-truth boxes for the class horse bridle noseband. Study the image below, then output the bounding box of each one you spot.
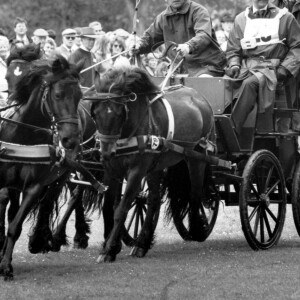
[85,91,163,145]
[41,79,80,127]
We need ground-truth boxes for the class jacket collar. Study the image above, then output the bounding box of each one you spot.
[165,0,191,16]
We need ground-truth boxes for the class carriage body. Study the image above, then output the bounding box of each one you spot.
[151,74,300,250]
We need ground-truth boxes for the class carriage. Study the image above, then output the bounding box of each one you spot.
[72,69,300,253]
[138,73,300,251]
[1,46,300,278]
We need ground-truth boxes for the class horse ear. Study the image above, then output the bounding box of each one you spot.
[52,55,69,74]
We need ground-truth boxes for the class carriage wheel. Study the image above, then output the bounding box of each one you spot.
[291,159,300,236]
[122,178,164,247]
[239,150,286,250]
[172,173,219,242]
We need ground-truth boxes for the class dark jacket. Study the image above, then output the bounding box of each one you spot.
[138,0,226,76]
[69,48,97,88]
[226,3,300,77]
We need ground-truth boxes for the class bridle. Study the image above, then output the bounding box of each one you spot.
[0,70,80,145]
[87,92,137,144]
[84,91,163,145]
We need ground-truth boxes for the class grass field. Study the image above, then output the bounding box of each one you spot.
[1,203,300,300]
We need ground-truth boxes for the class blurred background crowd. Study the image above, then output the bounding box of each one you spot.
[0,0,250,104]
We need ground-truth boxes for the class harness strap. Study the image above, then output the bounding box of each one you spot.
[0,115,52,134]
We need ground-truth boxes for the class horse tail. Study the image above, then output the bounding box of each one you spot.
[165,160,191,225]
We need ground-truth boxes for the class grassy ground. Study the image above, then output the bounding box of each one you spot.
[1,204,300,300]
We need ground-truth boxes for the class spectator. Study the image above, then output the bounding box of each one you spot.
[156,61,169,76]
[55,28,76,60]
[32,28,48,49]
[215,29,228,51]
[89,21,104,35]
[72,27,82,51]
[92,34,111,73]
[110,35,131,69]
[69,27,98,88]
[144,53,158,76]
[0,35,9,104]
[47,29,56,41]
[220,13,234,39]
[10,17,31,47]
[43,37,57,60]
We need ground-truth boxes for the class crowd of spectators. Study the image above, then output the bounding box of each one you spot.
[0,9,236,105]
[0,15,183,105]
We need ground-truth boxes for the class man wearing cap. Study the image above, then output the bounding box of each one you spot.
[32,28,48,49]
[69,27,97,88]
[55,28,77,60]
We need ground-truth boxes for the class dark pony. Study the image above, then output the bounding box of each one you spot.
[0,55,82,280]
[2,45,96,256]
[0,44,43,251]
[90,66,215,262]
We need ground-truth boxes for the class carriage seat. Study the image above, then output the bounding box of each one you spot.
[151,76,233,115]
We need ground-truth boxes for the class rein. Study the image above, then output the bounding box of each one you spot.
[88,90,165,145]
[0,79,80,138]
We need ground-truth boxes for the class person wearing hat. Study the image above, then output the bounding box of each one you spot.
[72,27,82,52]
[55,28,77,60]
[32,28,48,49]
[69,27,98,88]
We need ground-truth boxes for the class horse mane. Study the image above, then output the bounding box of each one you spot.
[99,66,159,95]
[12,55,80,105]
[7,43,42,67]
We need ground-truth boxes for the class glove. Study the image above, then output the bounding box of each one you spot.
[225,65,240,79]
[176,43,190,57]
[276,66,291,83]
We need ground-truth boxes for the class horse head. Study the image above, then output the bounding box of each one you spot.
[91,66,158,160]
[6,44,42,99]
[46,56,83,152]
[5,55,82,155]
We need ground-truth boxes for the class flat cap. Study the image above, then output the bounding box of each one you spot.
[62,28,77,36]
[33,28,48,37]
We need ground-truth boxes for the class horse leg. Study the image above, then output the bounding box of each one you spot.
[0,184,44,280]
[186,158,208,241]
[28,188,55,254]
[73,186,90,249]
[0,189,9,251]
[7,190,20,224]
[52,184,76,251]
[28,176,69,254]
[97,167,148,263]
[102,178,121,240]
[130,171,162,258]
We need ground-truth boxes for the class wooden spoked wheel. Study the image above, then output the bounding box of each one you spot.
[239,150,286,250]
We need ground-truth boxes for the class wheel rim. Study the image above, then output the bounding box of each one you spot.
[240,151,286,250]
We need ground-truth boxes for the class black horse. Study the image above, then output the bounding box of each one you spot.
[0,56,82,280]
[89,66,215,262]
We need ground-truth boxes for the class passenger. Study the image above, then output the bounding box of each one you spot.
[132,0,226,77]
[226,0,300,136]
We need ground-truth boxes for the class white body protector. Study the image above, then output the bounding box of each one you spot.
[241,7,288,50]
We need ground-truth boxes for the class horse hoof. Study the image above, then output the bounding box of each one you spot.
[130,246,146,258]
[4,273,13,281]
[96,254,116,263]
[73,236,89,249]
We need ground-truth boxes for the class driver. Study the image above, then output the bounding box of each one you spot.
[132,0,226,77]
[226,0,300,136]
